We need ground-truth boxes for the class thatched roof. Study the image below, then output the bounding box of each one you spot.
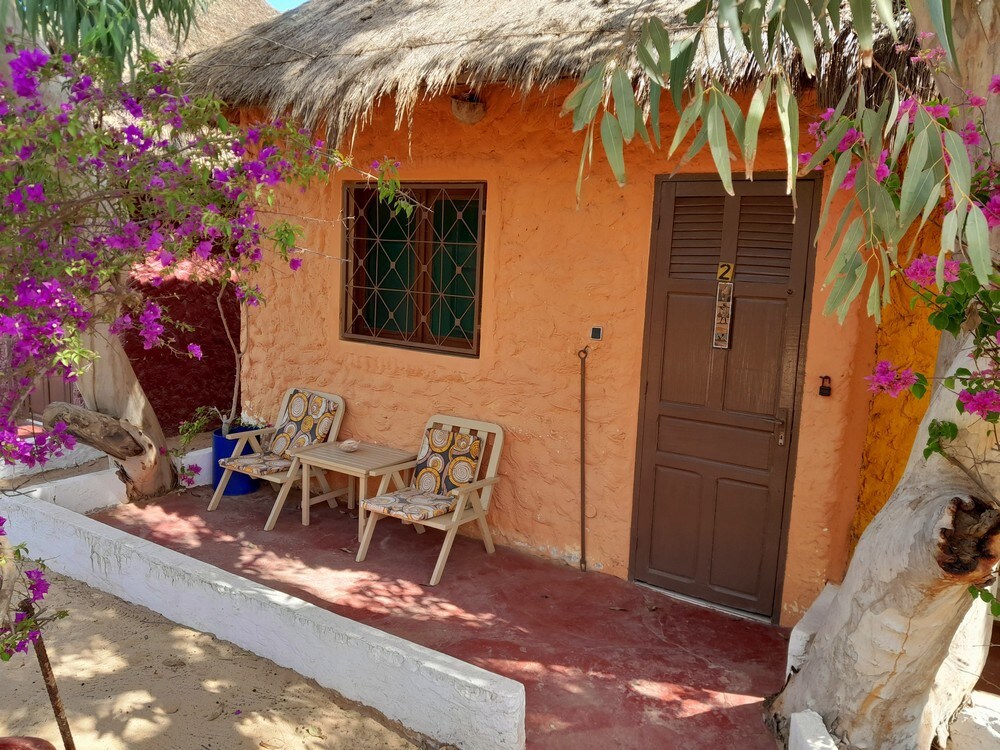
[186,0,929,142]
[147,0,277,59]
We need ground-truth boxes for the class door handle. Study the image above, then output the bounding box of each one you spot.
[760,409,789,446]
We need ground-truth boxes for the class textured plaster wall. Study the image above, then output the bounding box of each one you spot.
[240,86,875,625]
[850,248,942,549]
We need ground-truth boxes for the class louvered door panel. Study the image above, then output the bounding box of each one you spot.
[667,196,725,280]
[736,195,795,284]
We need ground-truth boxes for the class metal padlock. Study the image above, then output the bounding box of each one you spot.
[819,376,832,397]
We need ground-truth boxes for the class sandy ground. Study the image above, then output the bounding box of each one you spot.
[1,573,420,750]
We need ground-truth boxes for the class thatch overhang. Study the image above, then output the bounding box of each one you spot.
[185,0,931,143]
[148,0,277,58]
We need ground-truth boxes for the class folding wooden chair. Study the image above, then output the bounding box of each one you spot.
[207,387,346,530]
[356,415,503,585]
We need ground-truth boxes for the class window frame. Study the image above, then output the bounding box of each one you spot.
[341,181,487,357]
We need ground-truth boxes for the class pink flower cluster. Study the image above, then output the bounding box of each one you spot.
[865,360,918,397]
[0,44,332,467]
[959,389,1000,419]
[903,254,961,287]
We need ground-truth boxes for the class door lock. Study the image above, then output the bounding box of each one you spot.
[762,410,789,447]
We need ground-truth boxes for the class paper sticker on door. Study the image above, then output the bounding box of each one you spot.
[713,282,733,349]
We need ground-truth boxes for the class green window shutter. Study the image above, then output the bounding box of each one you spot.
[429,195,479,340]
[364,197,415,335]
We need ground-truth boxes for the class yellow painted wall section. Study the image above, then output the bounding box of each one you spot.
[239,85,876,625]
[851,259,942,550]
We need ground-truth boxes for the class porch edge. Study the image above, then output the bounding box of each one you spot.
[0,497,526,750]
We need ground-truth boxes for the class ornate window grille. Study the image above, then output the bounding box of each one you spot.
[343,183,485,356]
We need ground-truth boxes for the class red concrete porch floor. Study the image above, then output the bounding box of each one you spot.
[92,486,790,749]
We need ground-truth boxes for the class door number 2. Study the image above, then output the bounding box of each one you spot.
[717,262,734,281]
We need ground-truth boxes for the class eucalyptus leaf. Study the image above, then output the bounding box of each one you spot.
[965,204,991,284]
[611,69,637,142]
[706,93,734,195]
[601,112,627,187]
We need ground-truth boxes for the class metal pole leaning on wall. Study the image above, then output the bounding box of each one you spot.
[578,345,589,573]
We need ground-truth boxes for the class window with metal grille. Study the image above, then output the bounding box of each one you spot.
[343,183,485,356]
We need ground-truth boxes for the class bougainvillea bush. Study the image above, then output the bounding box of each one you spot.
[0,516,64,661]
[805,61,1000,614]
[0,44,336,468]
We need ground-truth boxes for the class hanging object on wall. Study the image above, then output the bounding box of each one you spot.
[713,262,734,349]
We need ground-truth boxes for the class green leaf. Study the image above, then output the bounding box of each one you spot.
[669,87,704,157]
[824,213,863,287]
[706,93,734,195]
[600,112,627,187]
[848,0,873,65]
[775,78,799,195]
[716,91,746,149]
[743,78,770,176]
[637,37,665,87]
[717,0,746,55]
[924,0,958,68]
[573,67,606,132]
[942,129,972,211]
[965,204,991,284]
[873,0,898,41]
[783,0,818,76]
[650,83,663,148]
[939,208,961,286]
[611,69,636,142]
[744,0,768,69]
[670,36,698,110]
[646,17,672,72]
[818,150,853,232]
[866,273,882,322]
[576,123,594,198]
[802,118,852,172]
[562,64,603,115]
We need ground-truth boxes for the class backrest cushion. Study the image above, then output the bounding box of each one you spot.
[414,428,482,495]
[269,389,338,458]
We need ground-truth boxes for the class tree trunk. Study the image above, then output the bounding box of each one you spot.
[68,326,175,500]
[767,334,1000,749]
[766,3,1000,746]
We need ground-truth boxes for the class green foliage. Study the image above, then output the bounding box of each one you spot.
[968,585,1000,617]
[6,0,202,75]
[924,419,959,459]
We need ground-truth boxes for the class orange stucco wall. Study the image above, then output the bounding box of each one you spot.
[851,244,942,549]
[239,85,876,625]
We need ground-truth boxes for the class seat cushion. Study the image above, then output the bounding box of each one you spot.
[269,389,339,458]
[219,452,292,477]
[361,487,457,521]
[413,428,482,495]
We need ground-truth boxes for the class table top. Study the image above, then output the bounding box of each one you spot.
[296,441,416,474]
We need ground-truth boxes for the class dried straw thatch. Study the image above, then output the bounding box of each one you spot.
[186,0,930,142]
[147,0,277,59]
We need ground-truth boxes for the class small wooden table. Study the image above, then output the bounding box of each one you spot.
[296,441,416,539]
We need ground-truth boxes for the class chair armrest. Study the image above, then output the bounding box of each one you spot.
[223,426,275,440]
[449,476,500,496]
[370,459,418,476]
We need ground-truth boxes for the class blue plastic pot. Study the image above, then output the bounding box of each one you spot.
[211,426,260,495]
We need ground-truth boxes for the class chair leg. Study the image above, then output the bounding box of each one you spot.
[476,513,495,553]
[264,481,294,531]
[429,526,460,586]
[207,469,233,511]
[355,513,382,563]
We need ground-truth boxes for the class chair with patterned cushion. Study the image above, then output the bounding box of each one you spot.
[355,415,504,585]
[207,387,346,530]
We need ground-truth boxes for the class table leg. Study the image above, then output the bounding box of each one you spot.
[357,472,368,541]
[301,463,311,526]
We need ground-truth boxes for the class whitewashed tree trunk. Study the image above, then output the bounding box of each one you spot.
[766,339,1000,745]
[64,326,175,500]
[767,4,1000,746]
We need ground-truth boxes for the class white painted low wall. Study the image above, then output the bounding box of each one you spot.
[18,447,214,514]
[789,711,837,750]
[0,497,525,750]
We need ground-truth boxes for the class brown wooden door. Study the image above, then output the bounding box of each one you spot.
[634,178,815,617]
